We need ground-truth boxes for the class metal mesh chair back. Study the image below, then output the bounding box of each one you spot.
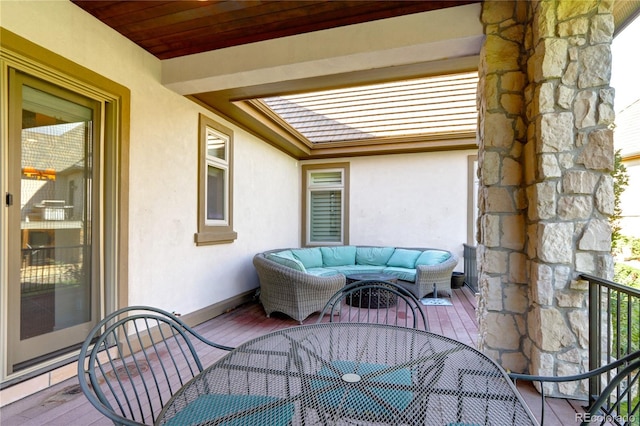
[78,305,233,425]
[509,349,640,426]
[316,280,429,330]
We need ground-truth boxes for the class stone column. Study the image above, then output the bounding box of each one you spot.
[477,0,615,398]
[477,0,530,373]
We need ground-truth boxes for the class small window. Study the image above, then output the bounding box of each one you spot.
[302,163,349,246]
[195,115,237,245]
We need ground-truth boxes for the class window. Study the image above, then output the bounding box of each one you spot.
[195,115,237,245]
[302,163,349,246]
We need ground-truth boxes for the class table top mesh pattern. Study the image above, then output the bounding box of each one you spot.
[156,323,536,425]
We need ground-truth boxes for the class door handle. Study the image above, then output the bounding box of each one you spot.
[6,192,13,206]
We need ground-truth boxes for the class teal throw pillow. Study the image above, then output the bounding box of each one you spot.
[291,248,323,269]
[320,246,357,267]
[355,246,395,266]
[386,249,422,269]
[266,252,306,272]
[415,250,451,266]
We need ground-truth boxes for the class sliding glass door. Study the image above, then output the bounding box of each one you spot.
[7,70,101,372]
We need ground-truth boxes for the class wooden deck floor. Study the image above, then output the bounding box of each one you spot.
[1,286,583,425]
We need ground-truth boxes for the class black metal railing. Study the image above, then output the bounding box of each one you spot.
[583,273,640,422]
[463,244,478,293]
[21,245,85,292]
[20,245,86,340]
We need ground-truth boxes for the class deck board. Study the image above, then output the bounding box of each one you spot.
[0,286,580,425]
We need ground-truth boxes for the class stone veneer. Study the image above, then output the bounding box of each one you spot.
[476,0,615,397]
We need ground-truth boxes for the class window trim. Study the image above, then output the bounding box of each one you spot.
[301,162,349,247]
[195,114,237,245]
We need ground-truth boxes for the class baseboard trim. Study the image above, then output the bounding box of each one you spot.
[179,289,257,328]
[0,289,259,405]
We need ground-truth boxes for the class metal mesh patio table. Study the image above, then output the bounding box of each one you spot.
[156,323,536,425]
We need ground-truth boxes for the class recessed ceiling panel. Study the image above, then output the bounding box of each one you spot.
[260,72,479,144]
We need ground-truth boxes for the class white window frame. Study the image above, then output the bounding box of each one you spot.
[204,127,230,227]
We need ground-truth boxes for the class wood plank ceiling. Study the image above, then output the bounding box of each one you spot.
[71,0,480,59]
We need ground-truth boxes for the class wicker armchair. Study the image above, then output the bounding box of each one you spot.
[253,252,345,324]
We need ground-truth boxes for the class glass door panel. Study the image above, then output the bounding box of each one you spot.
[8,71,100,372]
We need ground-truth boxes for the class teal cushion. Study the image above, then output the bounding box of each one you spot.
[415,250,451,266]
[266,251,306,272]
[386,249,421,268]
[306,267,341,277]
[163,394,294,426]
[320,246,357,267]
[311,360,412,417]
[328,265,386,275]
[383,267,417,282]
[355,247,395,266]
[291,248,323,268]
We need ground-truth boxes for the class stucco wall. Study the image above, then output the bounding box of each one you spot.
[2,1,475,316]
[0,0,301,314]
[316,150,475,266]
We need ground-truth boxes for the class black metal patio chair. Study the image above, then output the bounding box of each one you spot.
[509,350,640,426]
[316,280,429,330]
[77,305,233,425]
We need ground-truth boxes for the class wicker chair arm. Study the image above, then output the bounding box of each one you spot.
[253,253,345,323]
[415,253,459,275]
[253,253,345,289]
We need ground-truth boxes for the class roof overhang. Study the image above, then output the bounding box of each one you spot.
[167,4,484,159]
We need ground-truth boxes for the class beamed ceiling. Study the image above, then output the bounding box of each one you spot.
[71,0,480,59]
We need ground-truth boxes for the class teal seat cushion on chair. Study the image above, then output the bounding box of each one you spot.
[163,394,294,426]
[328,265,386,275]
[383,267,417,282]
[311,360,413,418]
[306,267,341,277]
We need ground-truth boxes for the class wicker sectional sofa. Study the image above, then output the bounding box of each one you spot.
[253,245,458,323]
